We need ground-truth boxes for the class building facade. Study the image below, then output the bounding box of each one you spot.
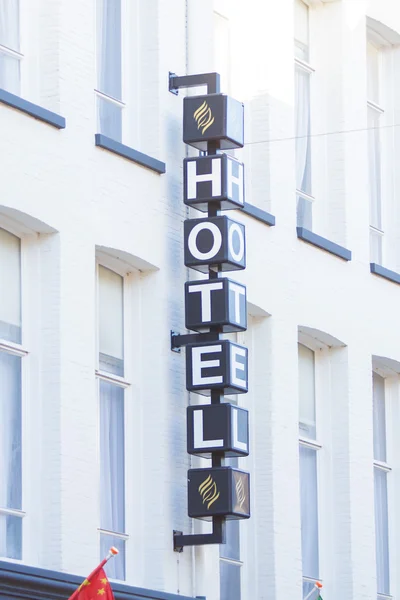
[1,1,400,600]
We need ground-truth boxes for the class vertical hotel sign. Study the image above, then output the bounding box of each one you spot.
[171,75,250,550]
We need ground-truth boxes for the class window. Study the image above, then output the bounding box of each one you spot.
[367,41,384,264]
[97,265,128,580]
[214,10,231,94]
[220,456,242,600]
[298,343,320,598]
[373,373,390,599]
[96,0,123,142]
[0,0,22,95]
[294,0,314,229]
[0,228,23,560]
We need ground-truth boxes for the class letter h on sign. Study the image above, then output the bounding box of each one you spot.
[184,154,244,212]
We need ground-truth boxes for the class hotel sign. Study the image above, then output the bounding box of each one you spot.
[172,81,250,549]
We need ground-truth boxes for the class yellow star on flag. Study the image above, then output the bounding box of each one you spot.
[78,580,91,591]
[97,589,106,596]
[101,579,108,585]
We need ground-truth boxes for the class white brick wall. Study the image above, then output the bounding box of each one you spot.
[1,0,400,599]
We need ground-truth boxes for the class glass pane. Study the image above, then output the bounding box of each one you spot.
[367,42,380,105]
[368,107,382,230]
[220,457,240,560]
[99,266,124,375]
[374,468,390,595]
[297,195,313,229]
[0,351,22,511]
[299,446,319,581]
[370,229,383,265]
[97,0,122,100]
[100,533,125,580]
[303,579,317,599]
[0,228,21,343]
[373,373,386,462]
[100,381,125,534]
[0,51,20,95]
[0,513,22,559]
[214,12,230,94]
[294,0,309,60]
[0,0,20,51]
[298,344,316,439]
[98,96,123,142]
[220,561,241,600]
[295,68,312,196]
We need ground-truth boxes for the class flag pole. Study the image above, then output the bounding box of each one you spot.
[68,547,119,600]
[304,581,323,600]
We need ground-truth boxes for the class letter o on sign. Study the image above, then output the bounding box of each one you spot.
[188,222,222,261]
[228,223,245,262]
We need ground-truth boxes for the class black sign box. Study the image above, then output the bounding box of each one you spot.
[187,403,249,458]
[184,216,246,273]
[188,467,250,520]
[183,154,244,212]
[185,277,247,333]
[186,339,248,396]
[183,94,244,151]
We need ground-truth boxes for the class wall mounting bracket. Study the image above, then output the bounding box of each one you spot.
[173,516,226,552]
[168,72,221,95]
[170,330,219,352]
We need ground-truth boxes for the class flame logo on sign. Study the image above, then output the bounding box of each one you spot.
[235,477,246,510]
[198,474,220,509]
[193,100,215,135]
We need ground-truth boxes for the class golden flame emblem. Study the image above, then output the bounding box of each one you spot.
[235,477,246,510]
[193,100,215,135]
[198,474,220,509]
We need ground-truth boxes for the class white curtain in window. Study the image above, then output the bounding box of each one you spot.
[100,380,125,579]
[368,107,382,231]
[298,344,316,439]
[373,373,386,462]
[0,228,21,343]
[367,42,380,105]
[374,467,390,595]
[299,445,319,582]
[0,0,20,94]
[0,0,19,49]
[295,67,312,228]
[0,351,22,559]
[97,0,122,140]
[98,266,124,375]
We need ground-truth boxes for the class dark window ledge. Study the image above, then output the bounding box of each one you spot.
[370,262,400,285]
[0,88,65,129]
[297,227,352,261]
[95,134,166,174]
[241,202,275,226]
[0,560,195,600]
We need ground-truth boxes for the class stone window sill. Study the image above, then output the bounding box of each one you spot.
[95,134,166,174]
[0,88,65,129]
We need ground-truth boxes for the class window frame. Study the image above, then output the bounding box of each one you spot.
[0,0,23,96]
[95,258,137,580]
[298,341,322,597]
[367,102,385,262]
[94,0,139,146]
[294,0,316,229]
[372,370,393,600]
[0,218,38,564]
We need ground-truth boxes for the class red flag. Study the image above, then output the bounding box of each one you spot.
[72,568,114,600]
[68,548,118,600]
